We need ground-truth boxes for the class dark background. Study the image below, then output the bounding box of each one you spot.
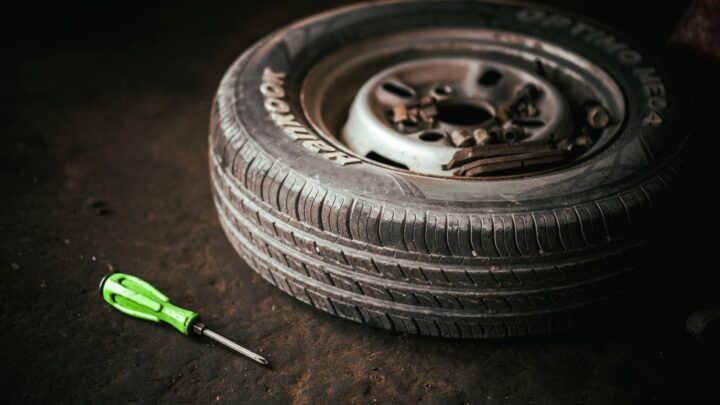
[2,0,719,403]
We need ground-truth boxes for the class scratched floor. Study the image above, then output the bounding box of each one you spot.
[2,0,719,403]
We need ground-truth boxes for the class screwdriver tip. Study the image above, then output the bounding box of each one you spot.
[200,326,270,366]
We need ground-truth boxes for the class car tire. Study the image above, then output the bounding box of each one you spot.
[209,0,691,338]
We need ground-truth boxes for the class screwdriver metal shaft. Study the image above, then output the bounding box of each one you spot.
[192,323,268,365]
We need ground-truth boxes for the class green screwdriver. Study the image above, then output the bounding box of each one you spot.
[100,272,268,366]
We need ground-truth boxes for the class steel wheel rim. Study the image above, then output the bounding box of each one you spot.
[302,28,627,178]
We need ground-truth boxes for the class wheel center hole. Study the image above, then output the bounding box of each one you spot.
[435,102,493,126]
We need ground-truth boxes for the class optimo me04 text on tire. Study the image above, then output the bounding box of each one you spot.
[210,1,690,338]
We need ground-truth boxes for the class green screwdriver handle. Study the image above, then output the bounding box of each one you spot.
[100,273,199,335]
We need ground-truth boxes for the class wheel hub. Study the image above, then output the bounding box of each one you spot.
[341,57,573,174]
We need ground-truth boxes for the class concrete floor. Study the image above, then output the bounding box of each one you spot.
[2,1,718,403]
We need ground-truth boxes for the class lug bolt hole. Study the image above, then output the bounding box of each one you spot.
[513,118,545,128]
[381,82,415,98]
[433,85,453,96]
[436,103,493,126]
[419,132,445,142]
[478,69,503,86]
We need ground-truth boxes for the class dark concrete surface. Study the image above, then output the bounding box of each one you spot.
[2,1,719,403]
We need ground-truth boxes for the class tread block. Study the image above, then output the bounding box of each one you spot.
[483,297,511,312]
[506,297,532,311]
[386,288,419,305]
[532,211,564,253]
[284,255,310,277]
[554,208,586,250]
[493,215,520,257]
[317,245,350,266]
[490,270,522,287]
[327,273,363,294]
[348,255,382,276]
[388,314,419,334]
[528,295,553,309]
[306,289,336,314]
[360,308,395,331]
[597,198,632,240]
[446,215,473,257]
[304,262,332,284]
[373,259,408,281]
[474,215,500,257]
[435,295,464,310]
[412,292,441,308]
[443,270,475,287]
[514,268,542,285]
[288,283,313,305]
[356,282,393,301]
[414,319,441,337]
[458,297,487,311]
[436,321,462,338]
[405,210,429,253]
[512,213,541,255]
[401,265,432,284]
[465,271,500,288]
[331,299,364,323]
[483,322,508,338]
